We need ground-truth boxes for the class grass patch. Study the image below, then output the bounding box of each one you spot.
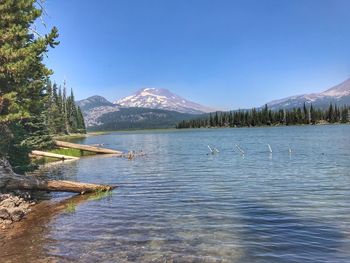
[49,148,95,157]
[53,133,87,141]
[31,147,96,166]
[87,131,110,136]
[88,189,113,201]
[32,156,59,165]
[65,201,76,213]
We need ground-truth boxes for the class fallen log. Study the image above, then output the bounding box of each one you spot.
[0,159,116,194]
[55,140,123,155]
[31,150,79,160]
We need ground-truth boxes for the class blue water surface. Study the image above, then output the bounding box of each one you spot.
[34,125,350,262]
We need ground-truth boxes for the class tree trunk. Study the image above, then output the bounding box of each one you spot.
[55,140,123,155]
[0,159,116,194]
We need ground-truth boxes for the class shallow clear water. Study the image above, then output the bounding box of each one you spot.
[7,125,350,262]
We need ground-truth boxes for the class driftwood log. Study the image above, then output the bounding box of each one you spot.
[0,159,116,194]
[55,140,123,155]
[31,150,79,160]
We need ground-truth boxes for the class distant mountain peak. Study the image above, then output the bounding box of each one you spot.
[78,95,112,105]
[266,78,350,110]
[321,78,350,98]
[76,95,114,112]
[115,87,215,114]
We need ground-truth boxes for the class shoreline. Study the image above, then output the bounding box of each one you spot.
[53,131,109,141]
[1,125,349,261]
[1,133,116,236]
[86,122,350,133]
[3,122,347,231]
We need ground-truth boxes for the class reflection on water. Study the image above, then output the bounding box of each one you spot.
[1,125,350,262]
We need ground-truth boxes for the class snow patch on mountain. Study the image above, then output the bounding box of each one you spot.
[115,88,215,114]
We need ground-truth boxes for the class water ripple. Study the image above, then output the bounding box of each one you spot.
[27,126,350,262]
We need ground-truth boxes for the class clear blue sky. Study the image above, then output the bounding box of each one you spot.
[42,0,350,109]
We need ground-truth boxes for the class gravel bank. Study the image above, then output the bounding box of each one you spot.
[0,192,36,230]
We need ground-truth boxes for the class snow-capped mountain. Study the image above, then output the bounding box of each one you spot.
[115,88,215,114]
[266,78,350,110]
[76,94,199,129]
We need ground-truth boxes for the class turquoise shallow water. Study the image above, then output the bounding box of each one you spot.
[12,125,350,262]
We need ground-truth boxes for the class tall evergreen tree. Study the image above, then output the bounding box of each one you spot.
[341,107,349,123]
[0,0,59,171]
[310,104,316,124]
[327,104,334,123]
[76,106,86,133]
[43,81,86,135]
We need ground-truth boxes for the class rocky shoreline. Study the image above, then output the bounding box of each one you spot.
[0,192,36,230]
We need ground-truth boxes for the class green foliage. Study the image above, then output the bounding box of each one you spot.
[0,1,86,172]
[177,104,350,129]
[5,122,32,173]
[88,189,113,201]
[0,0,59,121]
[0,0,59,171]
[53,133,87,141]
[49,148,94,157]
[45,81,86,135]
[65,201,76,213]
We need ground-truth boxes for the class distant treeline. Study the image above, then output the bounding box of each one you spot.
[176,104,350,129]
[46,81,86,134]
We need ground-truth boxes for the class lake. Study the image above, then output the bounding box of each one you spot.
[3,125,350,262]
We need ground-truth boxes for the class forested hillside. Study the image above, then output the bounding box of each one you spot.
[88,107,198,131]
[177,104,350,128]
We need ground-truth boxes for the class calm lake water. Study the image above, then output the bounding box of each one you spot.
[3,125,350,262]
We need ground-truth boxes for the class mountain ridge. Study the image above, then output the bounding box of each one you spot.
[77,95,114,112]
[76,94,198,130]
[266,78,350,110]
[77,78,350,130]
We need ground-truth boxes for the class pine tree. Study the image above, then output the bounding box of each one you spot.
[303,103,309,124]
[0,0,59,170]
[214,112,219,126]
[43,81,86,135]
[262,104,268,125]
[56,86,67,133]
[327,104,334,123]
[310,104,316,124]
[76,106,86,133]
[341,107,349,123]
